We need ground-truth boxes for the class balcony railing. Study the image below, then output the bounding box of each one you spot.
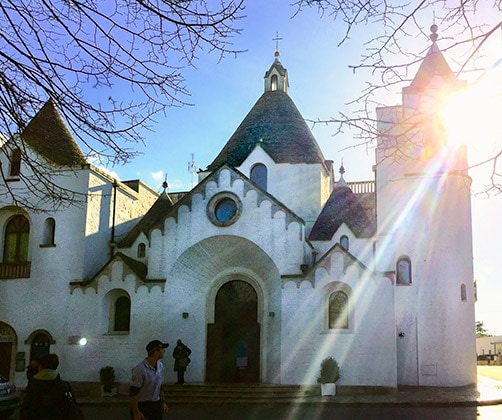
[0,262,31,279]
[348,180,375,194]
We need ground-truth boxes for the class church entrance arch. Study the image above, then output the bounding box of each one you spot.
[206,280,260,383]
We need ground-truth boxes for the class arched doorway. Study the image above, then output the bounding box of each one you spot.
[206,280,260,383]
[0,322,16,380]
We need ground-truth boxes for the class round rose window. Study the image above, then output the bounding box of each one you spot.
[207,192,241,227]
[215,198,237,223]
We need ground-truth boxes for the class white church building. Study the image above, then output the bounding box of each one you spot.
[0,33,477,391]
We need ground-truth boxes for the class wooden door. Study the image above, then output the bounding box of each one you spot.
[206,280,261,383]
[0,343,12,380]
[206,323,223,382]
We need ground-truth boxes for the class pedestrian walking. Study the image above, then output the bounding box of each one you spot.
[130,339,169,420]
[20,353,83,419]
[173,339,192,385]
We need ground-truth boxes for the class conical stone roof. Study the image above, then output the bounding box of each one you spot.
[408,43,457,92]
[21,99,87,167]
[406,26,459,93]
[207,90,326,171]
[119,191,174,247]
[309,182,375,241]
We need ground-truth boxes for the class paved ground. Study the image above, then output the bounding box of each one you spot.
[78,404,502,420]
[476,366,502,404]
[8,367,502,419]
[477,365,502,381]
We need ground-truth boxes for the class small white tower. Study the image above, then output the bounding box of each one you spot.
[375,25,476,387]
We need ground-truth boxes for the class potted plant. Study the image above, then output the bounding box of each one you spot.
[317,357,340,396]
[99,366,116,396]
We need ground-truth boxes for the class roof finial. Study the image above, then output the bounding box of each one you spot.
[430,23,438,43]
[336,159,348,187]
[162,175,168,192]
[273,31,283,57]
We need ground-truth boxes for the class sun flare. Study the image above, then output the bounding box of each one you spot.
[442,61,502,156]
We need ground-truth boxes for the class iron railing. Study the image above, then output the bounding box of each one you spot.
[0,262,31,279]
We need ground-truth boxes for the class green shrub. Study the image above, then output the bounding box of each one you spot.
[317,357,340,384]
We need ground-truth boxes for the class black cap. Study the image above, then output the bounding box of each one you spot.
[146,340,169,353]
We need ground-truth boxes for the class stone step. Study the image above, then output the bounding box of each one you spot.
[163,384,320,402]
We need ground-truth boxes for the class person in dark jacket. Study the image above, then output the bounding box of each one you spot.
[172,339,191,384]
[20,353,80,419]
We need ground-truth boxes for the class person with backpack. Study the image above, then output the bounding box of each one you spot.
[20,353,83,419]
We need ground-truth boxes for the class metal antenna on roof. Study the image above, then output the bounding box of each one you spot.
[188,153,196,188]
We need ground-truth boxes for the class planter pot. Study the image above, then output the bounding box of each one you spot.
[320,383,337,396]
[101,384,117,397]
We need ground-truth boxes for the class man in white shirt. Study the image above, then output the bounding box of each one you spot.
[130,340,169,420]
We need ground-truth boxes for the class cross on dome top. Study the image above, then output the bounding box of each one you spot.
[273,31,283,57]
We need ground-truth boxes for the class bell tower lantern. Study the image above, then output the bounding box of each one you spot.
[264,50,289,93]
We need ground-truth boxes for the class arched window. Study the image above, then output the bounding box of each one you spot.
[250,163,267,191]
[4,215,30,262]
[114,296,131,332]
[271,74,278,91]
[340,235,349,250]
[42,218,56,246]
[104,289,131,334]
[9,148,21,177]
[137,242,146,258]
[29,332,51,361]
[461,284,467,302]
[396,256,412,285]
[329,291,349,329]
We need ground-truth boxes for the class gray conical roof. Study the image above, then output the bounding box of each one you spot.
[21,99,87,166]
[408,42,457,93]
[118,191,174,247]
[309,183,375,241]
[207,90,326,171]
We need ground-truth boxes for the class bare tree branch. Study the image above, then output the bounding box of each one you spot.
[0,0,245,208]
[294,0,502,192]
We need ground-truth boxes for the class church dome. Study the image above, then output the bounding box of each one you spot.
[207,53,327,171]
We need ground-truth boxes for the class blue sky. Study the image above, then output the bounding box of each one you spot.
[100,1,502,335]
[112,1,376,188]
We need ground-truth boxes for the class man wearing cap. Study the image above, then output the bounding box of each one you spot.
[130,339,169,420]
